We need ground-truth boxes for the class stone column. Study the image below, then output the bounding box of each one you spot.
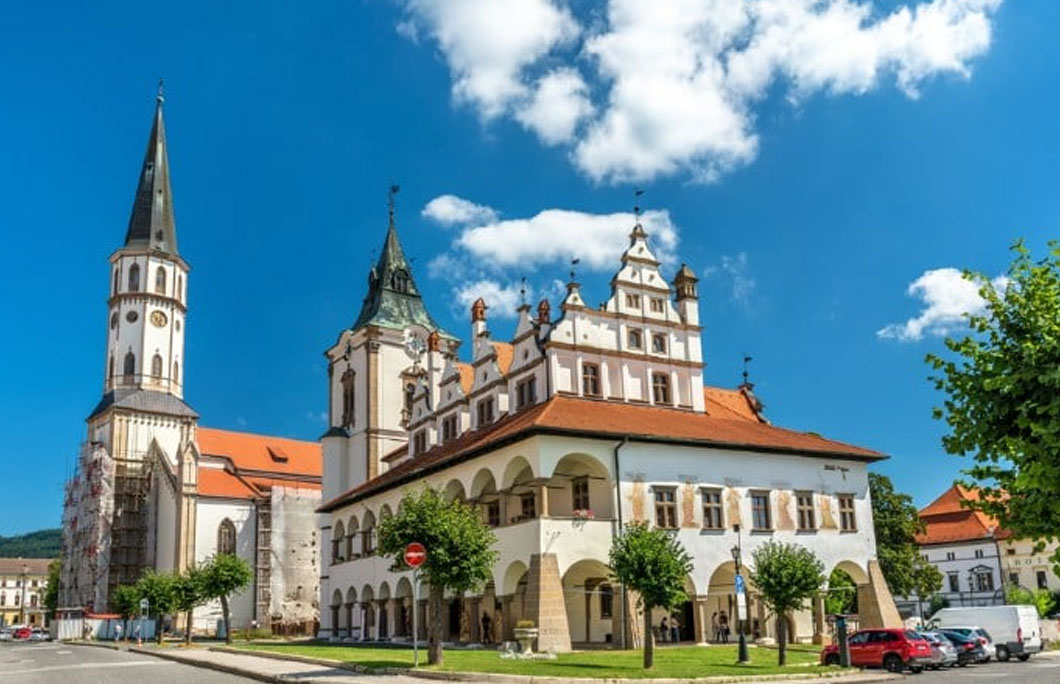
[385,599,397,640]
[694,596,710,644]
[812,594,828,645]
[360,603,370,641]
[500,595,514,642]
[469,597,482,643]
[346,603,355,640]
[523,553,572,652]
[417,599,428,641]
[538,484,549,518]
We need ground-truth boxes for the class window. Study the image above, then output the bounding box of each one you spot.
[404,383,415,418]
[572,477,590,511]
[340,369,356,427]
[627,328,642,349]
[441,414,459,442]
[625,293,641,308]
[921,553,929,562]
[173,361,179,385]
[123,351,136,380]
[975,572,994,592]
[151,353,163,379]
[485,501,500,527]
[520,492,536,520]
[652,372,671,404]
[476,399,495,427]
[128,263,140,291]
[113,269,120,295]
[1037,570,1048,589]
[974,549,984,559]
[701,488,723,530]
[0,594,4,606]
[1009,572,1020,586]
[945,551,956,561]
[599,584,614,618]
[361,527,375,556]
[651,333,667,354]
[14,593,19,606]
[838,494,856,531]
[650,298,665,313]
[108,356,115,381]
[155,266,166,294]
[391,269,410,293]
[1006,548,1016,555]
[654,488,677,529]
[30,595,37,607]
[412,430,427,455]
[796,492,816,531]
[217,518,236,555]
[516,377,537,408]
[948,573,959,593]
[177,274,183,300]
[582,363,601,397]
[751,491,772,530]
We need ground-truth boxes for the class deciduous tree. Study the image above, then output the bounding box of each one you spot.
[928,241,1060,572]
[377,486,498,666]
[135,570,177,643]
[869,472,926,597]
[43,557,61,617]
[749,541,824,666]
[173,566,205,644]
[199,553,253,644]
[608,522,693,669]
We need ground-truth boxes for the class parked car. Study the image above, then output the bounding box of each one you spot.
[929,606,1040,661]
[820,628,933,673]
[939,626,996,662]
[0,628,12,641]
[13,627,32,640]
[29,628,50,641]
[939,629,986,666]
[918,631,958,669]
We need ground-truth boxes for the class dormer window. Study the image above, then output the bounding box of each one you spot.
[582,363,601,397]
[652,372,671,404]
[627,329,643,349]
[391,269,410,293]
[625,293,641,309]
[441,414,459,442]
[515,377,537,409]
[652,333,667,354]
[650,298,665,313]
[412,430,428,455]
[476,398,495,427]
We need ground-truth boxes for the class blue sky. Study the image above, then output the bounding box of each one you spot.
[1,1,1057,535]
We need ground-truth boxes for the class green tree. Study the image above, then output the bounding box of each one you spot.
[173,566,205,644]
[1005,585,1056,618]
[377,486,498,666]
[198,553,253,644]
[749,541,825,666]
[43,557,61,617]
[608,522,693,669]
[135,570,177,643]
[910,559,943,621]
[825,568,857,616]
[869,473,927,597]
[927,241,1060,572]
[928,593,949,617]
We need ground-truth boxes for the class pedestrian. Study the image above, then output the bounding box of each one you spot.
[670,614,680,644]
[719,612,729,644]
[134,620,142,647]
[711,612,719,643]
[481,611,492,644]
[113,621,123,642]
[659,616,669,643]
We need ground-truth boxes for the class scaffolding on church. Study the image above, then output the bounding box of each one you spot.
[60,443,153,613]
[256,496,273,624]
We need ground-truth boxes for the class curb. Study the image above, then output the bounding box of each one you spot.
[129,646,286,684]
[212,646,902,684]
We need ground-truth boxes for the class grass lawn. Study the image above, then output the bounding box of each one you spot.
[233,642,834,679]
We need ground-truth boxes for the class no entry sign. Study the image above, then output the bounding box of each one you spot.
[404,542,427,568]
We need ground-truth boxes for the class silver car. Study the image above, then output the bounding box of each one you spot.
[919,631,959,669]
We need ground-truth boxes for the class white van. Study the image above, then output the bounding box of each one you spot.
[929,605,1042,661]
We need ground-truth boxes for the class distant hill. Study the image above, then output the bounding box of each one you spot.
[0,528,62,558]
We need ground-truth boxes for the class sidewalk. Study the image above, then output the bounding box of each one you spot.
[127,644,903,684]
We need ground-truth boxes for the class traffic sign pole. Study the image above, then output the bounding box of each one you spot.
[404,543,427,667]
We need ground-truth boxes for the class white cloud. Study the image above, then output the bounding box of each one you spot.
[877,267,1006,341]
[422,194,498,226]
[454,279,529,318]
[398,0,1001,183]
[703,252,757,307]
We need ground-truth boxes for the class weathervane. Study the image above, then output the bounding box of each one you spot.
[742,354,753,386]
[570,257,581,283]
[388,183,401,225]
[156,77,165,103]
[634,188,644,220]
[520,277,527,307]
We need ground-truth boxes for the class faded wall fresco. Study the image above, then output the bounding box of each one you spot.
[818,494,838,530]
[726,487,742,529]
[776,490,795,531]
[630,478,646,523]
[681,482,697,527]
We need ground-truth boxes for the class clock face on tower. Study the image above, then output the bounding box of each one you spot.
[150,310,168,327]
[403,326,429,361]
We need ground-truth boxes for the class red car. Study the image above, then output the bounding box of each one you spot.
[821,628,933,673]
[14,627,33,640]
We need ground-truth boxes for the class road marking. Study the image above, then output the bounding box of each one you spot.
[55,649,72,654]
[0,660,176,678]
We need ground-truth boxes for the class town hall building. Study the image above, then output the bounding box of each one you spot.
[60,90,322,635]
[316,210,902,650]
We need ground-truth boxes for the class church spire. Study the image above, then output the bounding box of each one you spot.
[124,81,179,255]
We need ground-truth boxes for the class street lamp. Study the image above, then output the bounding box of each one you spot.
[730,526,749,664]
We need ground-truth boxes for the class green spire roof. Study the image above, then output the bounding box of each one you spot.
[352,216,450,336]
[124,88,179,256]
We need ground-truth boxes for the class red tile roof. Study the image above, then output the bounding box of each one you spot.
[492,342,514,375]
[916,484,1009,545]
[0,558,51,575]
[197,427,321,478]
[319,394,883,512]
[704,387,763,422]
[197,467,260,500]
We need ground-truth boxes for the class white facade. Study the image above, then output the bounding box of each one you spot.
[920,540,1004,608]
[318,218,899,650]
[1000,537,1060,593]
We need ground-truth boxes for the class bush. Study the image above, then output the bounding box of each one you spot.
[515,620,535,629]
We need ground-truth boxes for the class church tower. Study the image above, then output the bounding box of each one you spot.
[77,87,199,602]
[321,192,454,502]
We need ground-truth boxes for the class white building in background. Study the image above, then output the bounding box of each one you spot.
[60,89,321,636]
[317,212,902,651]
